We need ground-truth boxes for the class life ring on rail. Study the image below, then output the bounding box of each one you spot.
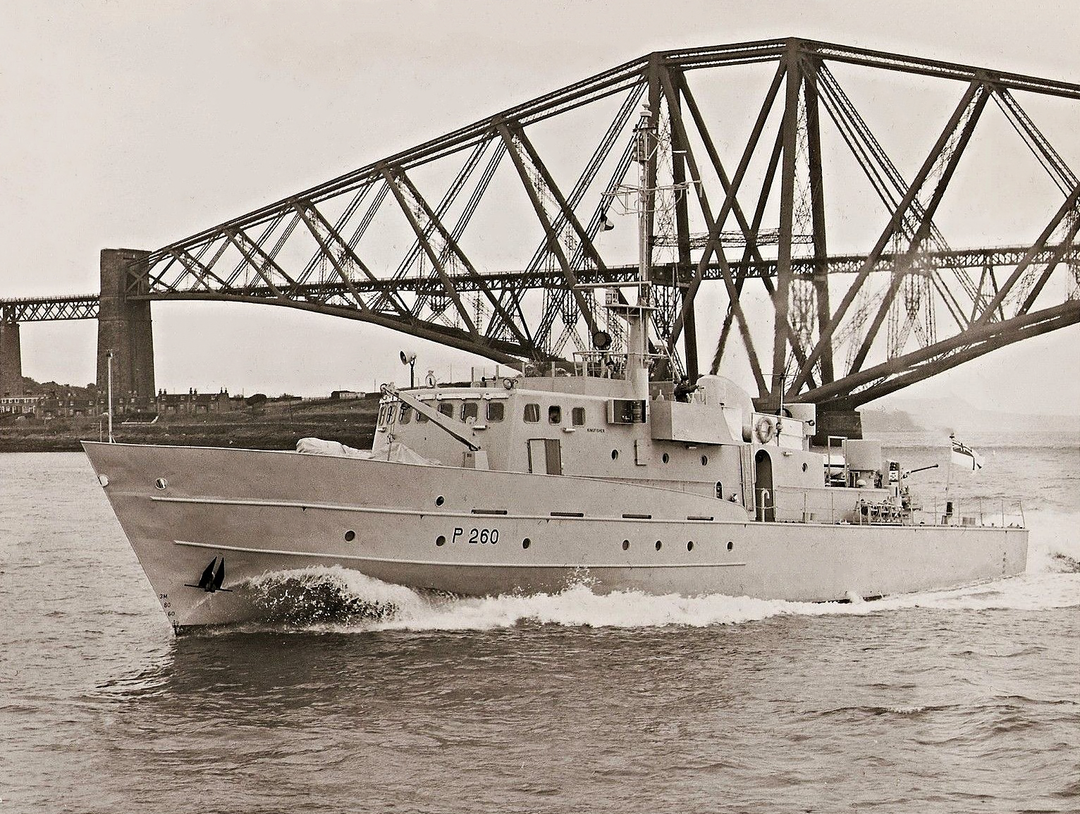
[754,416,775,444]
[503,377,515,390]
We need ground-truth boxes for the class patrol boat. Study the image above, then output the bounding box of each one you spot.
[82,290,1029,631]
[83,116,1027,633]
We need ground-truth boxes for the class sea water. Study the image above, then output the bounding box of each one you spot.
[1,433,1077,813]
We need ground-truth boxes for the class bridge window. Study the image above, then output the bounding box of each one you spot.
[438,402,455,419]
[400,405,412,424]
[524,403,540,423]
[572,407,586,426]
[416,408,429,423]
[462,401,479,422]
[548,405,562,424]
[486,401,505,422]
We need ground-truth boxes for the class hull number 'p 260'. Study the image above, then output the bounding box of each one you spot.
[452,527,500,545]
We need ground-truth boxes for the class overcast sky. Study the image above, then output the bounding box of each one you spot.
[2,0,1078,414]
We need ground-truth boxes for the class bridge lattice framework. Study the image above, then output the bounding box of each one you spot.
[4,39,1080,418]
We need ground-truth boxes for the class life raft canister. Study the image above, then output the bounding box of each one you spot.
[754,416,775,444]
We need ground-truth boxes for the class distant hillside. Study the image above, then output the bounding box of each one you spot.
[858,407,923,433]
[863,394,1080,434]
[20,376,96,398]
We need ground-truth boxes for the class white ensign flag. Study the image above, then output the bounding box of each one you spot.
[950,437,982,471]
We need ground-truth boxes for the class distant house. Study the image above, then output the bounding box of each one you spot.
[0,394,42,416]
[155,388,235,415]
[39,392,101,419]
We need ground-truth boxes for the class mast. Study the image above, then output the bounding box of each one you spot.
[591,103,671,399]
[635,106,652,304]
[627,105,654,398]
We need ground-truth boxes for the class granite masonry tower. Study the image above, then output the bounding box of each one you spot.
[0,319,23,396]
[97,248,155,401]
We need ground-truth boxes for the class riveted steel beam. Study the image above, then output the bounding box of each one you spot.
[15,38,1073,410]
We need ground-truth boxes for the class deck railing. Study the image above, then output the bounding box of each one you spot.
[759,486,1026,528]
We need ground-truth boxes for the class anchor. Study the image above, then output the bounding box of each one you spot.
[184,557,232,592]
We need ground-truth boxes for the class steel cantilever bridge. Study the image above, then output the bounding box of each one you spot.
[6,38,1080,427]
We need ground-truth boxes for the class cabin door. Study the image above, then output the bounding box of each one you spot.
[528,439,562,475]
[755,449,775,522]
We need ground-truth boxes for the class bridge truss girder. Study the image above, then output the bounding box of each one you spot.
[114,38,1079,409]
[2,296,99,322]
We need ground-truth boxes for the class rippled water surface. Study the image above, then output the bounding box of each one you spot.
[2,436,1078,813]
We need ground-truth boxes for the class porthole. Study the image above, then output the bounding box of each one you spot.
[802,462,808,472]
[701,455,708,466]
[727,541,734,551]
[435,495,445,506]
[662,453,670,464]
[154,477,167,491]
[687,541,694,552]
[522,537,531,549]
[436,535,447,546]
[622,539,630,551]
[344,530,356,542]
[611,449,619,460]
[655,540,663,551]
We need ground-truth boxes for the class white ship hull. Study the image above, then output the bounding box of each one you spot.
[83,441,1028,631]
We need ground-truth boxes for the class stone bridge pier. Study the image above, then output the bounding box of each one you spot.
[97,248,154,402]
[0,319,22,396]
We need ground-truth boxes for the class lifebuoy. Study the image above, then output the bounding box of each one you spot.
[503,377,515,390]
[754,416,775,444]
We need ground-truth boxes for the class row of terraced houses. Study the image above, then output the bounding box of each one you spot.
[0,388,238,420]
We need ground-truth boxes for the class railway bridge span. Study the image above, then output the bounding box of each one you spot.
[3,39,1078,437]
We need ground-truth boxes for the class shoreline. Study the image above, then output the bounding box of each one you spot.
[0,398,378,454]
